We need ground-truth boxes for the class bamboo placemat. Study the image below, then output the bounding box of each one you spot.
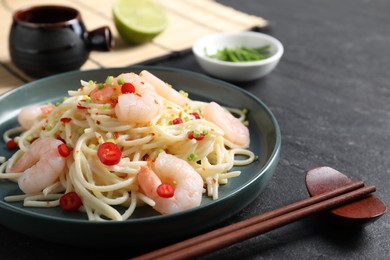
[0,0,268,94]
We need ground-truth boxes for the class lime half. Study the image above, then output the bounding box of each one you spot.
[113,0,168,44]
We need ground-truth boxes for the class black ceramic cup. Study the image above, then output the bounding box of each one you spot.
[9,5,114,78]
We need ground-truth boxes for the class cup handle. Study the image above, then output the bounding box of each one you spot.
[85,26,114,51]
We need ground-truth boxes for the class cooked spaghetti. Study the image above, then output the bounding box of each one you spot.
[0,70,255,221]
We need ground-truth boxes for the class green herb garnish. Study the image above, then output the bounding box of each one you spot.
[187,153,198,161]
[205,45,271,62]
[117,77,125,85]
[105,76,114,85]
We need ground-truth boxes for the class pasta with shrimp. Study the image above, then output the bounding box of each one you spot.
[0,70,255,221]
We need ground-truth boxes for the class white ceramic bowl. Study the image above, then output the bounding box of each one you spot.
[192,31,284,82]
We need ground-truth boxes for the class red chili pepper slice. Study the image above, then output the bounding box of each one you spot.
[57,143,71,157]
[157,183,175,198]
[97,142,122,165]
[190,112,201,119]
[30,137,39,144]
[172,118,183,125]
[60,192,82,211]
[187,131,205,141]
[121,83,136,94]
[60,117,72,123]
[77,105,87,109]
[113,132,119,140]
[6,139,18,150]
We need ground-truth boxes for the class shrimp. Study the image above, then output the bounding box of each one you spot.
[89,72,158,104]
[140,70,190,107]
[18,105,55,130]
[202,101,250,148]
[88,73,163,125]
[9,138,67,194]
[89,85,118,104]
[137,152,204,214]
[117,72,158,95]
[115,92,162,125]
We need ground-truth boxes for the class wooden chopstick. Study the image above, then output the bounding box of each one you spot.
[133,182,374,260]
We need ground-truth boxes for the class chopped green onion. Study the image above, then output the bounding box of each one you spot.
[187,153,198,161]
[179,90,188,98]
[206,45,271,62]
[106,138,116,143]
[88,144,97,150]
[193,130,201,138]
[105,76,114,85]
[117,77,125,85]
[98,83,104,90]
[45,125,52,131]
[88,80,95,85]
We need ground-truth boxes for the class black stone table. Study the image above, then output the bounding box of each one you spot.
[1,0,389,259]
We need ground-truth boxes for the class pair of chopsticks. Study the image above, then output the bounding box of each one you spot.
[133,182,374,260]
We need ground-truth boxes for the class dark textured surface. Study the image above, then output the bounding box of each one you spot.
[1,0,389,259]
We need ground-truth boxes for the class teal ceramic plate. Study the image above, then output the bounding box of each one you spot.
[0,66,280,247]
